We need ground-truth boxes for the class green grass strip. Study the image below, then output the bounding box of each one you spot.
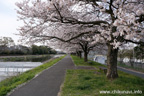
[61,55,144,96]
[71,55,106,68]
[0,55,65,96]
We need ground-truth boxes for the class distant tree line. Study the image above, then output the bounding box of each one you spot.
[0,37,57,55]
[31,45,56,55]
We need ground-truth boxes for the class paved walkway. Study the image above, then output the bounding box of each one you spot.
[117,66,144,79]
[103,64,144,79]
[9,55,75,96]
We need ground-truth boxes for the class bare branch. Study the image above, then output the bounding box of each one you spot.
[125,39,144,46]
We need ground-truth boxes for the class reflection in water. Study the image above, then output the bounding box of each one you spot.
[0,62,43,82]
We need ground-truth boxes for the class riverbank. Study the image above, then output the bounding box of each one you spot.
[0,55,65,96]
[0,55,52,62]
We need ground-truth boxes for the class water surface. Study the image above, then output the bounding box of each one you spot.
[0,62,43,82]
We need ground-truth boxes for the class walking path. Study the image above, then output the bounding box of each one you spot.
[117,66,144,79]
[103,64,144,79]
[9,55,75,96]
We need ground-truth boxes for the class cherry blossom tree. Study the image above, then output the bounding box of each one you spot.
[48,33,105,62]
[16,0,144,79]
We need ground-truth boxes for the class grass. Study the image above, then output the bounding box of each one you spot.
[0,55,52,62]
[0,55,65,96]
[71,55,106,68]
[118,62,144,73]
[61,55,144,96]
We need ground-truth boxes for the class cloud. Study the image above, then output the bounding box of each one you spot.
[0,0,19,8]
[0,0,23,44]
[0,14,21,43]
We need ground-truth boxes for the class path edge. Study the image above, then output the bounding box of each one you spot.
[7,56,66,96]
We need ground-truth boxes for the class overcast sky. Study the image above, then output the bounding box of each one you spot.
[0,0,23,44]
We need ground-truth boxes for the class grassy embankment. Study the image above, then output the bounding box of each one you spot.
[0,55,65,96]
[61,55,144,96]
[0,55,52,62]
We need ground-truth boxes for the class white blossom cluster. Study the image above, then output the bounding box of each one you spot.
[15,0,144,50]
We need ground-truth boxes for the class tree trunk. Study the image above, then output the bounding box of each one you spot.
[77,51,82,58]
[129,58,134,68]
[84,51,88,62]
[106,44,119,79]
[79,51,82,58]
[76,51,79,57]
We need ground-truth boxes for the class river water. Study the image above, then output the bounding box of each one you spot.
[0,62,43,82]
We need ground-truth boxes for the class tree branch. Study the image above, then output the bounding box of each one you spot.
[53,3,63,23]
[59,17,110,25]
[34,31,100,42]
[125,39,144,46]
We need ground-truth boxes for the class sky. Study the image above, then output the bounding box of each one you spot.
[0,0,23,45]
